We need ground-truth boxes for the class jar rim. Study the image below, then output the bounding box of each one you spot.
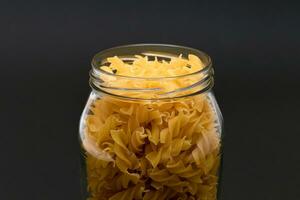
[91,43,212,80]
[89,44,214,100]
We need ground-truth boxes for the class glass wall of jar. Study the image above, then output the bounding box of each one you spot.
[79,44,223,200]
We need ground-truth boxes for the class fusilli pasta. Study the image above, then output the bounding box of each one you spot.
[82,54,221,200]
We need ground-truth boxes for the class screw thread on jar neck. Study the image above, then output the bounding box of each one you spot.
[89,44,214,100]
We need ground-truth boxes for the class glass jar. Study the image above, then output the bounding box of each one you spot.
[79,44,223,200]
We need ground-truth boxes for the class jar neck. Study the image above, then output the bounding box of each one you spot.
[89,44,214,100]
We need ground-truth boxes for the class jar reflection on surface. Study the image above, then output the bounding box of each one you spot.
[79,44,223,200]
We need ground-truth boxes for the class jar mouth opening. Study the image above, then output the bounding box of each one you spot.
[91,43,212,80]
[90,44,214,100]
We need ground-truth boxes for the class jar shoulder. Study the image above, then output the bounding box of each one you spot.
[79,91,223,139]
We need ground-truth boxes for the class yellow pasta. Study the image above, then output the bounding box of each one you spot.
[129,127,147,153]
[82,54,221,199]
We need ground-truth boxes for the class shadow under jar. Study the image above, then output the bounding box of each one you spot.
[79,44,223,200]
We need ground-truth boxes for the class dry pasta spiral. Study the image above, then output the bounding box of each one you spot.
[82,54,221,200]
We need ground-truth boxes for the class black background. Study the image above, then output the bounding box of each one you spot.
[1,1,300,199]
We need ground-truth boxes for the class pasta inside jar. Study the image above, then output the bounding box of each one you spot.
[79,44,223,200]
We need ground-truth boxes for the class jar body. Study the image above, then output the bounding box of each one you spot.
[79,90,223,200]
